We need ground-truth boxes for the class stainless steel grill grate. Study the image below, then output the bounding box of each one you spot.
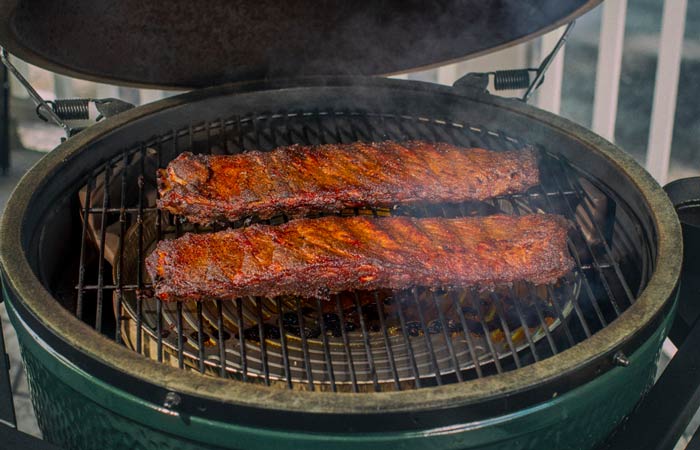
[70,110,651,392]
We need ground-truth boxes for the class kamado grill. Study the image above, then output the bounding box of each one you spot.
[0,1,697,449]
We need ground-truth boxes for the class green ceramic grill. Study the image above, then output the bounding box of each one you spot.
[0,1,688,449]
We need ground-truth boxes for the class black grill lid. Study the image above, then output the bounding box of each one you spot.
[0,0,599,89]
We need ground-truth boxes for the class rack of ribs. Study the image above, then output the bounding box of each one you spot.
[146,214,573,302]
[157,141,539,225]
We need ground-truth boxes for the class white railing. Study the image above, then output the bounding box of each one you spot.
[420,0,694,185]
[7,0,694,185]
[644,0,688,185]
[536,25,568,115]
[592,0,628,141]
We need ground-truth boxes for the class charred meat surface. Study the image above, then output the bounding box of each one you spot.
[146,214,573,302]
[157,141,540,224]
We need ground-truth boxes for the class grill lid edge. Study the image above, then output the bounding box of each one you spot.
[0,0,600,89]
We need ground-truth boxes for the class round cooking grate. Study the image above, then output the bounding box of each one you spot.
[72,110,649,392]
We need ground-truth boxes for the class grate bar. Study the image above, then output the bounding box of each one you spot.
[295,298,315,390]
[232,116,244,152]
[135,146,146,355]
[216,300,226,377]
[205,120,212,154]
[300,120,318,146]
[236,298,248,382]
[490,294,522,369]
[218,117,228,153]
[508,286,540,362]
[433,294,464,381]
[282,111,304,144]
[388,114,413,141]
[256,298,271,386]
[327,111,344,143]
[374,293,401,390]
[76,177,93,320]
[197,302,205,373]
[547,285,575,347]
[412,290,443,385]
[315,298,337,392]
[469,290,503,374]
[95,163,111,333]
[348,111,371,142]
[335,295,359,392]
[156,300,163,362]
[155,141,164,241]
[395,294,422,388]
[77,284,145,290]
[278,111,291,146]
[527,286,558,354]
[448,294,482,377]
[547,286,591,337]
[613,219,651,297]
[115,151,128,344]
[176,302,184,369]
[571,249,608,330]
[276,299,293,389]
[354,293,381,392]
[250,114,263,149]
[155,143,164,361]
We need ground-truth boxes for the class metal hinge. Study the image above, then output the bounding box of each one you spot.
[0,48,135,137]
[453,21,576,102]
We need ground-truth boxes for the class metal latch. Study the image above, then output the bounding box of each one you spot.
[453,21,576,102]
[0,48,135,137]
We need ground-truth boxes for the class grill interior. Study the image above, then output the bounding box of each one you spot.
[56,110,652,392]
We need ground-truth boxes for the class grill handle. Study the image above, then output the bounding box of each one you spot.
[664,176,700,345]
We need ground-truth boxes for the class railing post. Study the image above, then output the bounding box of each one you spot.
[436,64,459,86]
[138,89,168,105]
[592,0,628,142]
[536,26,567,114]
[53,73,73,100]
[645,0,688,184]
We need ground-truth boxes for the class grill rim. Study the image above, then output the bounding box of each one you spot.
[0,77,682,429]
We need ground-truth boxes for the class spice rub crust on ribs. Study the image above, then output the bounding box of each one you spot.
[146,214,573,302]
[157,141,540,225]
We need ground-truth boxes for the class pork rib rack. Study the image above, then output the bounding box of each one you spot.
[146,214,573,302]
[157,141,540,225]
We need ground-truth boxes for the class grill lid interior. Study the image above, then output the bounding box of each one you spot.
[0,0,599,89]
